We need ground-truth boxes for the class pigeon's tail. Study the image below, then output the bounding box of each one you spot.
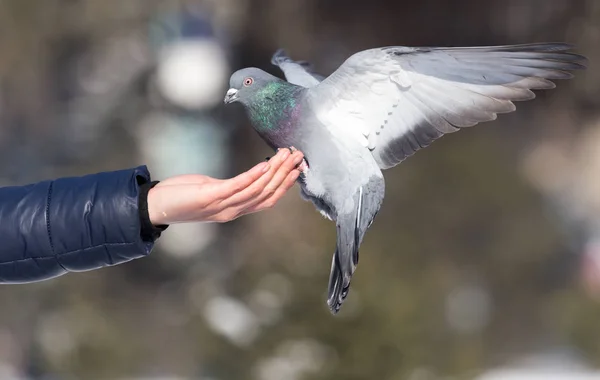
[327,243,355,315]
[327,181,384,314]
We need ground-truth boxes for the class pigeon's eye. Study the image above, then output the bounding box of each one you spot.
[243,77,254,87]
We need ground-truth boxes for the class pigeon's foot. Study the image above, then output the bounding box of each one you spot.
[277,146,297,155]
[288,146,309,173]
[297,158,309,173]
[276,146,309,173]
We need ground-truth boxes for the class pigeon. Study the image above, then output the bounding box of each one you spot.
[223,43,587,314]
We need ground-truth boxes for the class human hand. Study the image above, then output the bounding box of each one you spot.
[146,148,304,225]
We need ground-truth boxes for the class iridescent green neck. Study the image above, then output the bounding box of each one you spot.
[246,81,303,133]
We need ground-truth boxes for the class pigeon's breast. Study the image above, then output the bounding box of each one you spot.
[295,116,382,210]
[250,99,305,150]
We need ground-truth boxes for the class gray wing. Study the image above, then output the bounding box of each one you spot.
[271,49,325,88]
[308,43,587,169]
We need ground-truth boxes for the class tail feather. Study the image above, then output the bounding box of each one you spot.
[326,186,380,314]
[327,222,358,314]
[327,251,344,314]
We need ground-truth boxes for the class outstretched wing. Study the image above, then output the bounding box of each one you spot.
[308,43,587,169]
[271,49,325,88]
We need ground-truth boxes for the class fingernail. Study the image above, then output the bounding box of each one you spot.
[293,154,304,165]
[262,163,271,172]
[280,149,290,160]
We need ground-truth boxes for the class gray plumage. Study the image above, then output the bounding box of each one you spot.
[224,43,587,315]
[271,49,326,87]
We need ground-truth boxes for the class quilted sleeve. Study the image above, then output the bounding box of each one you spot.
[0,166,156,283]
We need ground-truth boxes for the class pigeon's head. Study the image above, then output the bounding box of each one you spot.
[224,68,280,106]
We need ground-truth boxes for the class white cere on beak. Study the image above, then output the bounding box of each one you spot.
[224,88,239,104]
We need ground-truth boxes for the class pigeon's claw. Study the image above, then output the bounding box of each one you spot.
[277,146,309,173]
[297,159,309,173]
[286,146,309,173]
[277,147,295,155]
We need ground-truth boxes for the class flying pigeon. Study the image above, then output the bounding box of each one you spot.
[223,43,587,314]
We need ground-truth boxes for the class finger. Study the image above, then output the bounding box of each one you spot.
[245,169,301,213]
[258,151,304,199]
[229,150,303,210]
[220,149,291,206]
[262,168,301,206]
[212,160,271,200]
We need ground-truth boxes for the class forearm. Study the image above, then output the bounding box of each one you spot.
[0,166,158,284]
[0,149,304,283]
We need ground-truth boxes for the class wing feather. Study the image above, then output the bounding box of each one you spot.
[271,49,325,88]
[309,42,587,169]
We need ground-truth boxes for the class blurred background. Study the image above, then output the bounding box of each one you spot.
[0,0,599,379]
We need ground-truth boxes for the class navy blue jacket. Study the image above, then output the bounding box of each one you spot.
[0,166,160,283]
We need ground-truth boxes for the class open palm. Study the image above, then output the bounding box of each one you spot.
[147,148,304,224]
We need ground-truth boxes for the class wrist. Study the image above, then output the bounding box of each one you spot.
[147,186,167,225]
[138,180,169,242]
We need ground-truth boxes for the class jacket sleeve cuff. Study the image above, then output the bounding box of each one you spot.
[48,165,156,272]
[138,180,169,242]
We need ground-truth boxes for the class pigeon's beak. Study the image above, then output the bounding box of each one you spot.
[224,88,239,104]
